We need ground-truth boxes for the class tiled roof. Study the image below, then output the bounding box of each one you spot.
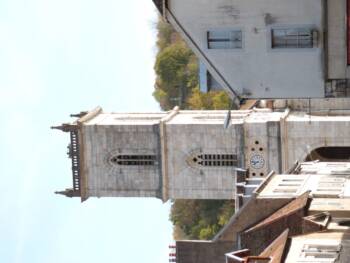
[259,229,289,263]
[245,191,310,233]
[226,229,289,263]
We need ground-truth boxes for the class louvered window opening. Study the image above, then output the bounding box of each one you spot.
[111,155,156,166]
[272,28,313,48]
[193,154,237,166]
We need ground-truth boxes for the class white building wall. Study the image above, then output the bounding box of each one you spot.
[168,0,325,98]
[283,113,350,170]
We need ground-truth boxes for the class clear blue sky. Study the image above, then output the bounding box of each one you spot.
[0,1,173,262]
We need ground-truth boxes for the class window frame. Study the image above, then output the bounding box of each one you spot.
[297,243,341,262]
[110,155,157,166]
[191,153,238,167]
[269,26,317,50]
[207,29,243,50]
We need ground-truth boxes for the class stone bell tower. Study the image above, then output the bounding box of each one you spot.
[53,102,350,202]
[52,106,247,202]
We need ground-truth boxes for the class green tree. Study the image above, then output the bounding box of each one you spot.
[187,88,231,110]
[170,199,234,240]
[156,18,175,50]
[155,43,192,85]
[187,87,213,109]
[211,91,232,109]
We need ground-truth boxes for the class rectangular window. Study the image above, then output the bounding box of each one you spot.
[207,30,242,49]
[282,179,304,182]
[277,183,302,187]
[319,177,346,183]
[273,188,298,194]
[298,243,341,262]
[271,28,313,48]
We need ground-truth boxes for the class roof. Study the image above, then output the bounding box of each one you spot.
[52,106,103,202]
[245,191,310,233]
[259,229,289,263]
[225,229,289,263]
[152,0,163,14]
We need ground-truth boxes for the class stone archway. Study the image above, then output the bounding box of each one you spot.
[304,147,350,162]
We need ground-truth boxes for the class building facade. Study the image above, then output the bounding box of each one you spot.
[54,103,350,202]
[175,161,350,263]
[153,0,350,99]
[199,62,223,93]
[53,107,244,202]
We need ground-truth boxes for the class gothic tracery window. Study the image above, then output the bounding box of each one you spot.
[110,155,156,166]
[191,154,237,167]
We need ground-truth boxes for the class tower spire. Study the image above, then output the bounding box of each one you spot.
[51,123,77,132]
[70,111,88,118]
[55,189,80,198]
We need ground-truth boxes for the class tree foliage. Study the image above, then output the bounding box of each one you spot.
[187,88,231,110]
[153,18,231,111]
[170,200,235,240]
[153,18,235,240]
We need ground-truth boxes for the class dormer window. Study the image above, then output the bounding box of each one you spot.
[110,155,156,166]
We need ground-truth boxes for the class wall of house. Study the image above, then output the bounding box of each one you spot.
[285,232,348,263]
[215,197,292,243]
[240,212,304,255]
[168,0,325,98]
[176,240,235,263]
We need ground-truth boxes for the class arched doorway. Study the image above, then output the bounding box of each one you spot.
[305,147,350,162]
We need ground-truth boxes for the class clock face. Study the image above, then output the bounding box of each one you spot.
[250,154,265,169]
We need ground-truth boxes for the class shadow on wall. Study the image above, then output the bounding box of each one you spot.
[305,147,350,162]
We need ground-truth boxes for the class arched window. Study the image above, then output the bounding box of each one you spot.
[110,155,156,166]
[191,154,237,167]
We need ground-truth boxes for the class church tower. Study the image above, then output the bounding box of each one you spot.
[52,106,246,202]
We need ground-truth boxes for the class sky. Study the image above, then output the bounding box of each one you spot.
[0,1,173,262]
